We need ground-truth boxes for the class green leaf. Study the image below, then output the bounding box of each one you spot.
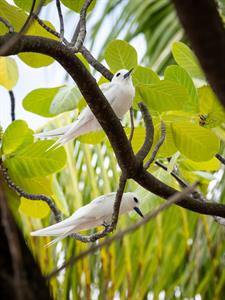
[172,42,205,80]
[137,80,189,112]
[171,121,220,161]
[198,85,225,128]
[78,130,106,144]
[2,120,33,156]
[14,0,52,11]
[10,173,53,195]
[164,65,198,112]
[23,86,63,117]
[4,140,67,178]
[0,0,27,34]
[104,40,138,72]
[0,57,18,90]
[153,122,177,157]
[19,197,50,219]
[19,20,57,68]
[124,127,146,153]
[50,86,82,115]
[61,0,96,12]
[132,65,160,85]
[180,157,220,171]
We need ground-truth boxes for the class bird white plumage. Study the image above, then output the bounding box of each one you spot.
[31,192,143,246]
[35,69,135,148]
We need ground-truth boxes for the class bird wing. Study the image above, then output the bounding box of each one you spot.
[34,124,72,139]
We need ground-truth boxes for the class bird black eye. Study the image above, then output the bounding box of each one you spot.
[116,72,120,77]
[133,197,138,203]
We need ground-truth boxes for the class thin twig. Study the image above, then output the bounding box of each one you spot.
[110,174,127,229]
[19,0,37,33]
[8,90,15,122]
[128,107,134,143]
[215,153,225,165]
[155,160,206,201]
[135,102,154,162]
[0,16,14,33]
[70,0,93,52]
[80,46,113,80]
[145,121,166,169]
[32,13,69,44]
[47,183,198,279]
[29,15,113,81]
[71,20,80,44]
[0,160,61,222]
[55,0,64,41]
[155,161,187,188]
[0,0,43,55]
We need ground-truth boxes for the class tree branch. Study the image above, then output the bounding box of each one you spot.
[1,34,225,218]
[172,0,225,108]
[0,16,14,33]
[0,160,61,222]
[47,183,198,279]
[55,0,64,41]
[8,90,15,122]
[70,0,94,52]
[80,46,113,80]
[128,107,134,143]
[215,153,225,165]
[135,102,154,162]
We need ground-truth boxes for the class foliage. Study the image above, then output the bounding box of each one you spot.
[0,0,225,299]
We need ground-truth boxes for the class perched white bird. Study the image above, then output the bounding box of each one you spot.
[31,192,143,246]
[35,69,135,148]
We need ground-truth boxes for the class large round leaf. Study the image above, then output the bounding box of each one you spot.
[61,0,96,13]
[104,40,138,72]
[23,86,63,117]
[0,57,18,90]
[14,0,52,11]
[50,86,82,115]
[171,121,220,161]
[2,120,33,156]
[4,140,67,178]
[137,80,189,112]
[164,65,198,113]
[172,42,205,80]
[19,197,50,219]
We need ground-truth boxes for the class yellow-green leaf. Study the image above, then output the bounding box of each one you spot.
[61,0,96,13]
[104,40,138,72]
[0,57,18,90]
[78,130,106,144]
[4,140,67,178]
[2,120,33,156]
[171,121,220,161]
[172,42,205,80]
[137,80,189,112]
[198,85,225,128]
[19,197,50,219]
[23,86,64,117]
[164,65,198,112]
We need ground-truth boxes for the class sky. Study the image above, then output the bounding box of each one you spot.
[0,0,146,130]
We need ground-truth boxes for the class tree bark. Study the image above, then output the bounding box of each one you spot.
[0,183,52,300]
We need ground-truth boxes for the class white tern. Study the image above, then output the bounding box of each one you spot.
[31,192,144,246]
[35,69,135,148]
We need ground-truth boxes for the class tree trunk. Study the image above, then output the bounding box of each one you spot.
[0,183,53,300]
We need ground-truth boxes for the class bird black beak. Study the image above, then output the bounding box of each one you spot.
[133,207,144,218]
[124,68,133,79]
